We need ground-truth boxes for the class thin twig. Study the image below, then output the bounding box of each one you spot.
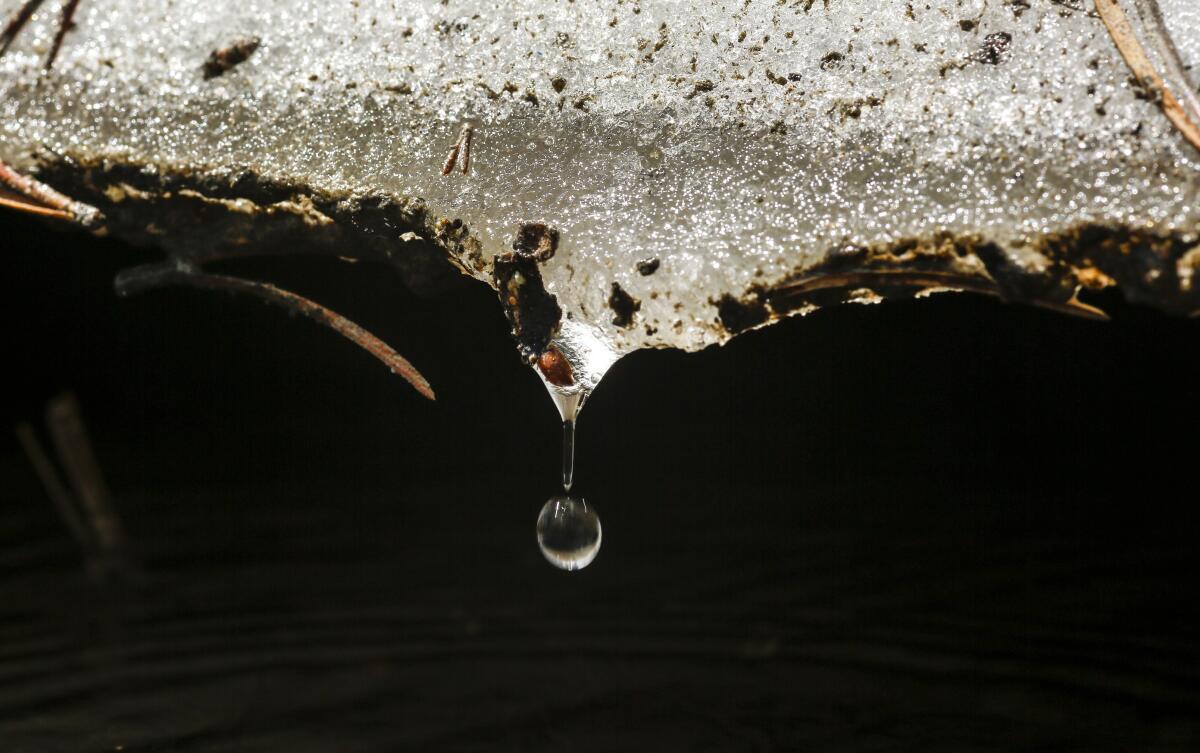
[44,0,80,70]
[44,392,128,559]
[115,263,437,400]
[15,421,95,554]
[773,269,1110,320]
[1133,0,1200,127]
[0,159,102,226]
[1095,0,1200,153]
[0,0,44,58]
[774,270,1002,299]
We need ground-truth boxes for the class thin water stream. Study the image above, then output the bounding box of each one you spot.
[561,417,575,492]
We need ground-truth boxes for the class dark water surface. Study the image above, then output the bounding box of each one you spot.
[2,469,1198,752]
[3,215,1199,750]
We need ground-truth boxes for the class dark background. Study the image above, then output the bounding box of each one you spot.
[2,211,1199,751]
[8,214,1198,497]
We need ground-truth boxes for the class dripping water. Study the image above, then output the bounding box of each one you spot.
[532,320,620,570]
[547,388,583,493]
[561,418,575,492]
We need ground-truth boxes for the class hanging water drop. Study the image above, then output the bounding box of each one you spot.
[537,495,601,571]
[528,320,619,567]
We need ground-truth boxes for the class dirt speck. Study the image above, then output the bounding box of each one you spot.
[512,222,559,262]
[608,282,641,328]
[636,258,660,275]
[819,52,843,70]
[972,32,1012,65]
[203,37,261,80]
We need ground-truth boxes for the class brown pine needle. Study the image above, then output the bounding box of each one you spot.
[44,0,80,70]
[773,269,1110,321]
[0,0,44,58]
[115,264,436,400]
[45,392,128,558]
[1,0,83,69]
[441,125,473,176]
[1095,0,1200,154]
[15,421,94,553]
[441,140,462,176]
[0,190,75,220]
[0,159,102,226]
[459,126,472,174]
[1134,0,1200,126]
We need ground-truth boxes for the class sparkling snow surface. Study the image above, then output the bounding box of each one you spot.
[2,0,1198,353]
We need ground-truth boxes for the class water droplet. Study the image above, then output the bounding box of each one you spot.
[537,495,601,571]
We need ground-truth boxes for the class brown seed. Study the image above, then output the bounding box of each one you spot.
[537,347,574,387]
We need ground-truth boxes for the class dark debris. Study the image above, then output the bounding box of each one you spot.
[608,282,640,328]
[512,222,559,262]
[636,258,660,276]
[203,36,261,79]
